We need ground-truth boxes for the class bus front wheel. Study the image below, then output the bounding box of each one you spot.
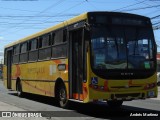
[56,84,69,108]
[107,100,123,108]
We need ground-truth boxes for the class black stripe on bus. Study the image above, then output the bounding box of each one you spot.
[11,79,68,83]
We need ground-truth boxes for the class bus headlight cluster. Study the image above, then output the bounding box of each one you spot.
[144,83,156,90]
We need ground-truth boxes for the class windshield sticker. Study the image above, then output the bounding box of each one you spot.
[144,62,150,69]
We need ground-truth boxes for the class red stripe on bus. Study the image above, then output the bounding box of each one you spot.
[83,83,88,100]
[73,93,83,100]
[23,81,53,96]
[53,60,61,64]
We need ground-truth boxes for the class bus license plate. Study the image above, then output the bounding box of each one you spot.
[148,91,155,97]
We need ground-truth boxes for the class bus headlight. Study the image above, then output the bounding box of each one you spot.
[144,83,156,90]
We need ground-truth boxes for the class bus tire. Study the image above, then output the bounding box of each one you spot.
[16,81,23,97]
[107,100,123,108]
[56,83,69,109]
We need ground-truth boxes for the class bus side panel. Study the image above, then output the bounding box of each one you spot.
[10,59,69,97]
[11,64,20,91]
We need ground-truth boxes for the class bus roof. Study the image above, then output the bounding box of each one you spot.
[5,12,88,48]
[5,11,149,48]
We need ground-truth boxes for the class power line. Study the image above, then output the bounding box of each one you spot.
[3,0,86,35]
[136,0,160,15]
[36,0,64,15]
[40,0,86,23]
[0,0,86,40]
[0,20,66,25]
[85,0,100,10]
[0,6,41,13]
[113,0,146,12]
[153,25,160,30]
[144,9,160,16]
[0,0,66,34]
[0,14,78,18]
[120,4,160,12]
[152,21,160,25]
[151,15,160,19]
[0,20,63,25]
[0,14,78,22]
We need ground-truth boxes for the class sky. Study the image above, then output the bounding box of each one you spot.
[0,0,160,62]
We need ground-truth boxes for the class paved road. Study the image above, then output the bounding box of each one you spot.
[0,80,160,120]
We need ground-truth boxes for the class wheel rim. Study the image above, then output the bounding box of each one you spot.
[59,88,67,106]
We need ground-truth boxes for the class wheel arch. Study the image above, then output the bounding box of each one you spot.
[54,77,66,97]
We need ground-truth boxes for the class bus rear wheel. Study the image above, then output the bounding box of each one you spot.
[16,81,23,97]
[56,84,69,108]
[107,100,123,108]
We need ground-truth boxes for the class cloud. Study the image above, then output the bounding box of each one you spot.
[0,52,4,56]
[0,37,4,40]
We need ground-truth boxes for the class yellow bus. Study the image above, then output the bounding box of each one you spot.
[3,12,157,108]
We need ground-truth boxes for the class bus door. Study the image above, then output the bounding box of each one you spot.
[69,28,84,100]
[6,49,13,89]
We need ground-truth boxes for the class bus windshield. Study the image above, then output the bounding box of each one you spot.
[91,26,154,70]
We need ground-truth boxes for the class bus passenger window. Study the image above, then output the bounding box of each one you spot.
[28,39,38,62]
[13,45,20,64]
[20,42,28,63]
[38,34,51,60]
[63,29,67,42]
[52,44,67,58]
[29,39,37,51]
[52,33,55,45]
[20,42,27,53]
[39,34,51,48]
[13,45,20,55]
[54,30,63,44]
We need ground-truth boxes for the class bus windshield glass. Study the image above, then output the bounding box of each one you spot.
[91,26,154,70]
